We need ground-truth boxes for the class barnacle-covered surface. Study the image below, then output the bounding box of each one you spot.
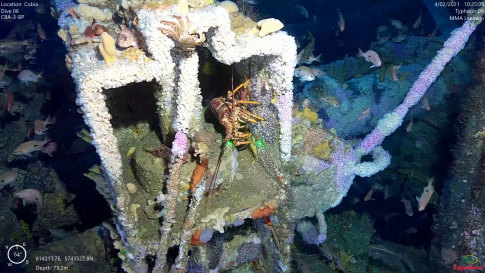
[52,0,479,271]
[432,49,485,271]
[53,0,299,270]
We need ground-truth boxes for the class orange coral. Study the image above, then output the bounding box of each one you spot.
[67,7,77,19]
[84,26,95,38]
[263,216,273,226]
[190,229,206,245]
[190,158,208,192]
[251,206,275,219]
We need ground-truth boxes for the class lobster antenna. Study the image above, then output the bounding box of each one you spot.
[231,64,234,92]
[205,142,226,197]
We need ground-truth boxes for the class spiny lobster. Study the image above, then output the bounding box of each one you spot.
[206,79,264,196]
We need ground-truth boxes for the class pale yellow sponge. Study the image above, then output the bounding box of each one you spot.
[298,107,318,122]
[175,0,189,14]
[99,32,116,65]
[74,4,112,21]
[257,18,283,37]
[219,1,238,14]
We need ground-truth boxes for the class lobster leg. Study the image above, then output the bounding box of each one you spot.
[230,79,250,96]
[240,109,264,121]
[239,112,259,123]
[237,100,261,105]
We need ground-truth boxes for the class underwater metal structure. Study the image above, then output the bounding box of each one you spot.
[54,0,484,271]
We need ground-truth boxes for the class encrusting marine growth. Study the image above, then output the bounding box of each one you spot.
[52,0,484,271]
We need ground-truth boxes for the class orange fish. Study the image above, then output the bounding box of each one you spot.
[401,195,414,216]
[357,108,371,121]
[12,139,48,156]
[391,64,401,81]
[364,188,375,201]
[416,178,434,211]
[37,23,47,41]
[421,96,431,111]
[44,115,56,126]
[0,170,18,188]
[16,188,43,207]
[406,118,414,132]
[41,141,57,157]
[34,120,45,135]
[6,92,14,112]
[34,115,56,135]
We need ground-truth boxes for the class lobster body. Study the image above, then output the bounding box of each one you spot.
[210,80,263,146]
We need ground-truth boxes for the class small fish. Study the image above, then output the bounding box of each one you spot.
[35,3,46,14]
[406,118,413,132]
[41,141,57,157]
[337,8,345,32]
[9,101,26,115]
[391,64,401,81]
[416,178,434,211]
[242,0,257,4]
[12,139,48,156]
[377,35,391,43]
[357,48,382,68]
[0,39,30,56]
[299,53,322,65]
[421,96,431,111]
[357,108,371,121]
[322,96,339,107]
[413,11,422,29]
[34,120,45,135]
[37,23,47,41]
[296,32,316,64]
[17,69,42,84]
[6,92,14,112]
[16,188,43,207]
[389,19,403,30]
[0,171,18,189]
[296,5,308,19]
[44,115,56,126]
[24,54,36,62]
[401,196,414,216]
[377,25,389,32]
[294,66,315,82]
[50,6,59,18]
[392,34,406,43]
[364,188,375,201]
[311,67,326,78]
[369,244,415,272]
